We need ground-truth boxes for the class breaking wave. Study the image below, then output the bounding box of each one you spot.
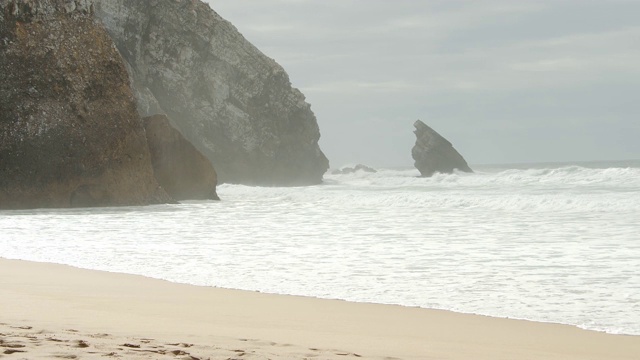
[2,161,639,336]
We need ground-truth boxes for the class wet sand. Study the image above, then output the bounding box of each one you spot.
[1,258,639,359]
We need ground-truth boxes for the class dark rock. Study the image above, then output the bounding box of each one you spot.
[143,114,220,201]
[332,164,377,175]
[0,0,171,210]
[411,120,473,177]
[93,0,330,186]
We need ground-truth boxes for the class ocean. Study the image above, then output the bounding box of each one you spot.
[1,160,639,335]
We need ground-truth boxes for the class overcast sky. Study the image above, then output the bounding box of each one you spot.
[206,0,640,168]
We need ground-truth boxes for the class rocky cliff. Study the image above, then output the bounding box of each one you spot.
[144,114,219,201]
[411,120,473,177]
[92,0,329,185]
[0,0,171,209]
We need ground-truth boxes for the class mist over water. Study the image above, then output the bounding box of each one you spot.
[1,161,639,335]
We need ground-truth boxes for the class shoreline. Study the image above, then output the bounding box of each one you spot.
[1,256,634,338]
[1,258,639,359]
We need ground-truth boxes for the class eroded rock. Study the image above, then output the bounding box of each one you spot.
[144,114,220,201]
[93,0,329,185]
[411,120,473,177]
[0,0,171,209]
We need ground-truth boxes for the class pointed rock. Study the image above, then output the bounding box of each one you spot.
[411,120,473,177]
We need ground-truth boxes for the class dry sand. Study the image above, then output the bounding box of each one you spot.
[1,258,638,360]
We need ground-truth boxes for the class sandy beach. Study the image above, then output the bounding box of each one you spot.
[1,258,638,359]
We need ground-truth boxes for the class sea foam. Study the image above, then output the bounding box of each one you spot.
[1,163,639,335]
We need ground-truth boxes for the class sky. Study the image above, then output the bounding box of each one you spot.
[206,0,640,168]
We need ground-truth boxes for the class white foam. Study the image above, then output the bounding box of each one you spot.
[1,164,639,335]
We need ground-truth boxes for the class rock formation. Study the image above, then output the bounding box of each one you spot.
[92,0,329,185]
[411,120,473,177]
[332,164,377,175]
[144,114,219,201]
[0,0,171,209]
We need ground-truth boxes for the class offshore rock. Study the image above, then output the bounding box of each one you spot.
[93,0,329,185]
[332,164,377,175]
[144,114,220,201]
[0,0,171,209]
[411,120,473,177]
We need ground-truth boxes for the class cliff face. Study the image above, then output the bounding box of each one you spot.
[411,120,473,177]
[0,0,170,209]
[92,0,329,185]
[144,114,219,201]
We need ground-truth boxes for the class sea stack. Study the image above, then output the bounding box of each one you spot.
[92,0,329,185]
[0,0,171,209]
[411,120,473,177]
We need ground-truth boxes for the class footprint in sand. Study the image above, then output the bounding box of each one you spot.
[3,348,27,355]
[1,339,27,355]
[136,338,155,344]
[73,340,89,348]
[166,342,193,348]
[169,349,190,356]
[331,350,363,357]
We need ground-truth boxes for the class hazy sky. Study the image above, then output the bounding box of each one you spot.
[207,0,640,167]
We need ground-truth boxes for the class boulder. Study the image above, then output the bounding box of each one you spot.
[143,115,220,201]
[92,0,329,185]
[411,120,473,177]
[0,0,171,209]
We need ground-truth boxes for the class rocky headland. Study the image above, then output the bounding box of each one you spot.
[93,0,329,185]
[412,120,473,177]
[0,0,171,209]
[1,0,331,209]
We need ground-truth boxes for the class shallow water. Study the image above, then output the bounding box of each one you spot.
[1,161,639,335]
